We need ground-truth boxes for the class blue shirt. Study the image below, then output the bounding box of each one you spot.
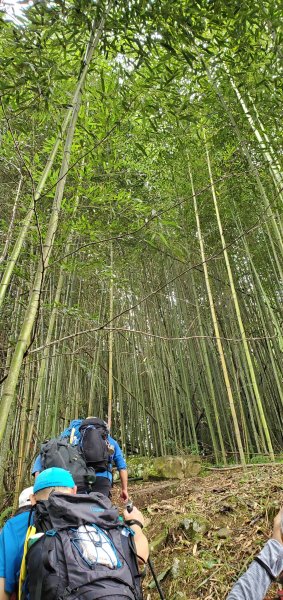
[32,435,127,480]
[0,510,33,593]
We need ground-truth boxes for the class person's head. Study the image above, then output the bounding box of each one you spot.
[32,467,76,502]
[86,416,109,430]
[18,486,34,508]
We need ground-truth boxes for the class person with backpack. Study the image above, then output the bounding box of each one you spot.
[0,468,148,600]
[226,507,283,600]
[13,487,34,517]
[0,487,35,600]
[32,417,129,500]
[0,472,75,600]
[22,467,147,600]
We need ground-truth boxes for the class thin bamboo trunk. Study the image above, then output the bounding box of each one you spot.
[23,145,87,460]
[190,271,227,463]
[87,294,105,417]
[0,113,72,310]
[107,243,114,429]
[227,70,283,191]
[13,359,31,509]
[0,175,23,266]
[204,135,275,460]
[188,161,246,464]
[203,60,283,277]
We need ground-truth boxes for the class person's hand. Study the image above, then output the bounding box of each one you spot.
[123,505,145,527]
[272,508,283,545]
[120,489,129,502]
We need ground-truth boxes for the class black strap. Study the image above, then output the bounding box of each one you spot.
[32,538,47,600]
[125,519,144,529]
[27,506,35,527]
[111,529,142,600]
[254,556,277,581]
[58,532,71,588]
[128,533,145,562]
[33,571,44,600]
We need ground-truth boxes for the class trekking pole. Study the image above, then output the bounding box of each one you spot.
[126,501,166,600]
[148,556,166,600]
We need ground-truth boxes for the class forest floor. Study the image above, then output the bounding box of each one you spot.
[113,464,283,600]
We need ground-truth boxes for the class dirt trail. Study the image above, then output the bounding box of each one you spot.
[113,464,283,599]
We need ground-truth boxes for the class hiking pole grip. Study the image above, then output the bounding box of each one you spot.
[126,501,133,513]
[148,556,166,600]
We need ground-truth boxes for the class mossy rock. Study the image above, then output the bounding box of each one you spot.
[115,455,201,481]
[179,515,209,538]
[124,456,153,480]
[144,455,201,481]
[149,529,169,553]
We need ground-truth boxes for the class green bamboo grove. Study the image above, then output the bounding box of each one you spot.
[0,0,282,502]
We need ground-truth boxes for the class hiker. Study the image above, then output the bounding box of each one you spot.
[14,487,34,516]
[32,417,129,500]
[0,472,75,600]
[226,507,283,600]
[0,488,35,600]
[0,468,148,600]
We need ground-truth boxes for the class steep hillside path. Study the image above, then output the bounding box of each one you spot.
[113,464,283,599]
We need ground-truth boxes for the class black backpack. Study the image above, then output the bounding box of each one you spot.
[40,438,96,493]
[79,418,111,471]
[24,492,143,600]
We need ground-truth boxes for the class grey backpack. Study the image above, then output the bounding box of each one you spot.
[24,492,143,600]
[40,438,96,493]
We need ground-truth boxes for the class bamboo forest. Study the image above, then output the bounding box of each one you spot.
[0,0,283,506]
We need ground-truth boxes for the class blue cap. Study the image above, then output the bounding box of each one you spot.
[33,467,75,494]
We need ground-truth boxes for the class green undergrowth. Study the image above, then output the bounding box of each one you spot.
[143,501,214,598]
[137,464,283,599]
[0,506,13,527]
[202,453,283,469]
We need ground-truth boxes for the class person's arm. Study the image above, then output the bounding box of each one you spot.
[0,578,10,600]
[0,511,30,599]
[227,509,283,600]
[31,454,42,478]
[119,469,128,503]
[0,527,10,600]
[0,534,10,600]
[227,539,283,600]
[123,506,149,564]
[110,438,128,502]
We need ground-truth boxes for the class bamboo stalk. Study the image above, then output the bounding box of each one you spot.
[188,160,246,464]
[0,112,72,310]
[204,134,274,460]
[107,242,114,430]
[227,70,283,192]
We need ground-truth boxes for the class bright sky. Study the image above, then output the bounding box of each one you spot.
[1,0,33,21]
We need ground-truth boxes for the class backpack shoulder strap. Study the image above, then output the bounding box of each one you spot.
[30,533,56,600]
[128,530,146,566]
[18,525,37,600]
[115,527,144,599]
